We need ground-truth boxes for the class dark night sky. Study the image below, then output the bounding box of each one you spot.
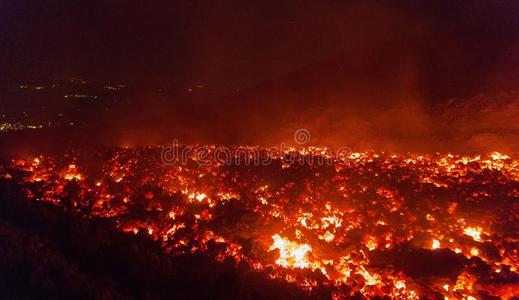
[1,0,518,93]
[1,0,519,153]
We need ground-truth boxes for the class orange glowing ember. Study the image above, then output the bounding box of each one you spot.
[1,147,518,299]
[270,234,315,269]
[432,239,441,249]
[463,227,483,242]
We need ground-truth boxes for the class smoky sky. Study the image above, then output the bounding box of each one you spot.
[1,0,518,93]
[1,0,519,154]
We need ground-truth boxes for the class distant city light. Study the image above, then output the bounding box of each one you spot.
[0,122,43,132]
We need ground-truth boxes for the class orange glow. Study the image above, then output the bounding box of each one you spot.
[432,239,441,249]
[463,227,483,242]
[2,148,517,299]
[470,247,479,257]
[269,234,314,269]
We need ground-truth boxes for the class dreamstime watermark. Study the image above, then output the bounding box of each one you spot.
[293,128,311,145]
[160,128,352,167]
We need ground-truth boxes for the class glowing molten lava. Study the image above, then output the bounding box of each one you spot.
[1,148,518,299]
[270,234,315,269]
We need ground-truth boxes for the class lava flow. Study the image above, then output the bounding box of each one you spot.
[1,147,518,299]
